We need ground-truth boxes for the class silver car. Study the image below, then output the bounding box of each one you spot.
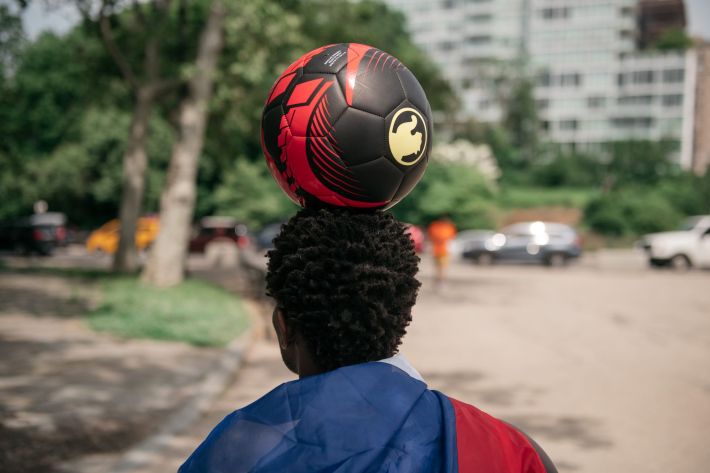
[462,221,582,266]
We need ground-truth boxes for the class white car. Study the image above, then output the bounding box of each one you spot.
[640,215,710,270]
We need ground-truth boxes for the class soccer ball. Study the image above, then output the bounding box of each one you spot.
[261,43,432,210]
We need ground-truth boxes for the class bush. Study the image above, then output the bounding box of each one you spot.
[584,189,683,236]
[212,158,298,229]
[392,161,497,229]
[656,172,710,216]
[89,277,249,347]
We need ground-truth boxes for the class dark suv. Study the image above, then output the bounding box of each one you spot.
[188,217,249,254]
[462,221,582,266]
[0,212,67,256]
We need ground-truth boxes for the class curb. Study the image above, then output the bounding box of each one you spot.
[108,304,261,473]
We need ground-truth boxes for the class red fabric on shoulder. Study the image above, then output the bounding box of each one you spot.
[449,397,547,473]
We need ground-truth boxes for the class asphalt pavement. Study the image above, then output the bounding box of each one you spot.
[136,250,710,473]
[4,248,709,473]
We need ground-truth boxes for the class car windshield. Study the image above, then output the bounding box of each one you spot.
[677,217,701,231]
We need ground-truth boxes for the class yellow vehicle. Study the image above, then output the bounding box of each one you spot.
[86,217,160,254]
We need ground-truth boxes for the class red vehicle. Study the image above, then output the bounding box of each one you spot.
[188,217,249,254]
[405,224,424,253]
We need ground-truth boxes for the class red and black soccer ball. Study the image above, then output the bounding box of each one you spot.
[261,43,432,210]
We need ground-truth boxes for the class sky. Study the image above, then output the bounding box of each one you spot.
[15,0,710,41]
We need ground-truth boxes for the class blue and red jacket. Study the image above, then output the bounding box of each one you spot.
[179,360,556,472]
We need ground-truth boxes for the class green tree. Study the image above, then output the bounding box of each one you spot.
[584,188,683,236]
[0,4,24,78]
[212,158,297,229]
[502,76,539,163]
[393,161,497,230]
[654,28,693,51]
[604,139,679,189]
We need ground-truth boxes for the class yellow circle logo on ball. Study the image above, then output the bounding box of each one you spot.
[388,107,427,166]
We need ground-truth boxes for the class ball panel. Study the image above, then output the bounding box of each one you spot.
[385,100,430,169]
[302,43,350,74]
[307,136,368,202]
[396,68,432,118]
[306,80,348,139]
[261,105,288,162]
[265,71,297,108]
[331,107,386,166]
[392,152,427,202]
[336,51,405,117]
[348,157,404,203]
[284,75,334,138]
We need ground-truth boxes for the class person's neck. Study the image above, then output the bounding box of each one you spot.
[294,335,325,379]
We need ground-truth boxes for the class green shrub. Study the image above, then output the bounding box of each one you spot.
[584,195,628,236]
[392,161,497,229]
[89,277,249,347]
[584,189,683,236]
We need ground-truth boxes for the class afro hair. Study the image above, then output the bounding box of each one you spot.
[265,208,421,372]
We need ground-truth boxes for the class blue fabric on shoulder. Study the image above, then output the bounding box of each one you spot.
[178,361,458,473]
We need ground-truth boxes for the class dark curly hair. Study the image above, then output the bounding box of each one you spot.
[265,207,421,372]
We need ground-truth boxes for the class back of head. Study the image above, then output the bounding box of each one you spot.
[266,208,421,372]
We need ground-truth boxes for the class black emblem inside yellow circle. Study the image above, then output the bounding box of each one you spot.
[388,107,427,166]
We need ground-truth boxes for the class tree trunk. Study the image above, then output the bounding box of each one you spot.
[141,0,225,287]
[113,84,154,273]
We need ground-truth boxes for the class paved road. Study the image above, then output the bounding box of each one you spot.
[138,253,710,473]
[407,258,710,473]
[7,248,709,472]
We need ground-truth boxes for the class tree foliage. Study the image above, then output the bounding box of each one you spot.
[654,28,693,51]
[392,161,497,230]
[0,0,455,231]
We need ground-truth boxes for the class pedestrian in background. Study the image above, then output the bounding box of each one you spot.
[428,216,457,289]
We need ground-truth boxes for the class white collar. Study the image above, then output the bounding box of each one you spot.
[377,353,425,383]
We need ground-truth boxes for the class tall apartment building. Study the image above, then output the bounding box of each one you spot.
[385,0,702,169]
[385,0,529,123]
[692,42,710,175]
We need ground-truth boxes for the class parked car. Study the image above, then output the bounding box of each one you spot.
[449,229,496,260]
[85,216,159,254]
[255,222,284,252]
[639,215,710,270]
[462,221,582,266]
[189,216,249,253]
[0,212,67,256]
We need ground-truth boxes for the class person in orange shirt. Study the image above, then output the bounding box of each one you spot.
[427,216,457,288]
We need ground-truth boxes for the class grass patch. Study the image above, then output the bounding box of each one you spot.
[497,186,598,209]
[88,277,249,347]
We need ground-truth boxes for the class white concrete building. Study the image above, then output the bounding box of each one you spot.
[385,0,697,166]
[386,0,529,123]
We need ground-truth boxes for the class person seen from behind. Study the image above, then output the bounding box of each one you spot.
[428,216,457,289]
[179,208,556,473]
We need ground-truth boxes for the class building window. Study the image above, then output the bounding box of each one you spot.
[662,94,683,107]
[559,119,578,131]
[663,69,684,83]
[541,121,550,131]
[559,73,581,87]
[587,96,606,108]
[466,35,491,44]
[537,99,549,110]
[468,14,492,22]
[618,95,654,105]
[632,70,654,84]
[537,72,551,87]
[540,7,570,19]
[611,117,654,128]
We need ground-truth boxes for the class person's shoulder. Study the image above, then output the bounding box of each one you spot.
[445,396,557,473]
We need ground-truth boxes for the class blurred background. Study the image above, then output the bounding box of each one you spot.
[0,0,709,472]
